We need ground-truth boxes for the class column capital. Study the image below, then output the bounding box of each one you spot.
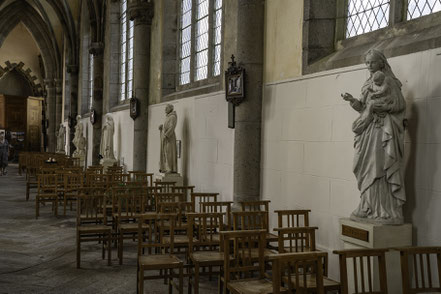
[54,79,63,94]
[44,78,55,89]
[128,1,154,25]
[89,42,104,56]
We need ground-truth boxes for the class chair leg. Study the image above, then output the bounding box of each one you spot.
[119,230,123,265]
[108,232,112,266]
[169,269,173,294]
[179,267,184,294]
[194,263,200,294]
[35,197,39,219]
[139,267,144,294]
[26,184,29,201]
[76,232,81,268]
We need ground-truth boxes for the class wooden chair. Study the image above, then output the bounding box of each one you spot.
[137,213,184,294]
[201,201,233,230]
[128,171,153,187]
[62,172,83,216]
[35,173,59,218]
[86,165,104,174]
[275,209,311,228]
[275,227,339,292]
[155,192,186,212]
[106,165,123,174]
[86,173,108,188]
[334,248,389,294]
[191,192,218,212]
[108,173,130,187]
[268,251,327,294]
[396,246,441,294]
[76,188,112,268]
[113,186,151,264]
[154,180,176,192]
[187,212,225,294]
[172,185,195,201]
[232,211,278,243]
[275,227,317,253]
[221,229,273,294]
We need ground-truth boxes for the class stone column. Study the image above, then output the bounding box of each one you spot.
[44,78,57,152]
[228,0,265,207]
[128,1,154,172]
[90,42,104,165]
[67,65,79,155]
[55,79,63,127]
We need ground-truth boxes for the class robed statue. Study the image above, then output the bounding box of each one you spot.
[100,114,116,160]
[72,115,86,157]
[159,104,177,173]
[342,49,406,225]
[56,124,65,154]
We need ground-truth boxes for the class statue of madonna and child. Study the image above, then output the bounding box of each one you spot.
[341,49,406,225]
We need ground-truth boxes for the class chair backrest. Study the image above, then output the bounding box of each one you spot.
[191,192,218,212]
[106,166,123,174]
[64,172,83,192]
[397,246,441,294]
[201,201,233,229]
[76,187,108,226]
[86,165,104,174]
[232,211,269,232]
[137,213,177,255]
[221,229,267,283]
[274,209,310,228]
[172,185,195,201]
[187,212,224,253]
[158,201,193,228]
[334,248,389,294]
[38,173,58,193]
[269,251,327,294]
[154,180,176,192]
[108,173,130,187]
[113,186,148,220]
[240,200,271,212]
[155,192,185,211]
[128,171,154,187]
[86,173,108,188]
[274,227,318,253]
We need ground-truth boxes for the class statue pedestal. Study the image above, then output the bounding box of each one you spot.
[339,218,412,293]
[100,158,118,171]
[155,172,183,186]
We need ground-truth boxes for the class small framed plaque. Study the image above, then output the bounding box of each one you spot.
[225,55,245,106]
[90,109,96,125]
[130,97,139,120]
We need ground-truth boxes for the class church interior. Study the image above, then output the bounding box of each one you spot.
[1,0,441,293]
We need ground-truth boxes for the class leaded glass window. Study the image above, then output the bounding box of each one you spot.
[179,0,223,86]
[346,0,390,38]
[89,53,94,109]
[407,0,441,19]
[120,0,134,101]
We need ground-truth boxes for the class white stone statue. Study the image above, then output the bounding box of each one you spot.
[159,104,177,173]
[56,124,65,154]
[341,49,406,225]
[72,115,86,157]
[100,114,116,161]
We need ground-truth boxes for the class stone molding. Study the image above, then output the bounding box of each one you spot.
[128,1,154,25]
[66,64,79,74]
[89,42,104,56]
[0,61,44,96]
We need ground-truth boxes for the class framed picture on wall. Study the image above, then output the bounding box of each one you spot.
[130,97,139,120]
[225,55,245,106]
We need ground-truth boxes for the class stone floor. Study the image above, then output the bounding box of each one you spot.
[0,164,218,294]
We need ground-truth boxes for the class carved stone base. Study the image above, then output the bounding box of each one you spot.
[100,158,118,171]
[155,172,183,186]
[340,218,412,293]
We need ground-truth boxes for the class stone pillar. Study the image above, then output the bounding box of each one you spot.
[67,65,79,155]
[55,79,63,127]
[128,1,154,172]
[90,42,104,165]
[229,1,265,208]
[44,78,57,152]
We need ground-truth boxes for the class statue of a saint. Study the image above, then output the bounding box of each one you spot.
[56,124,65,153]
[159,104,177,173]
[342,49,406,225]
[100,114,115,160]
[72,115,86,157]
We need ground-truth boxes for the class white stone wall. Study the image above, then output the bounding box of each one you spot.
[261,48,441,279]
[147,91,234,201]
